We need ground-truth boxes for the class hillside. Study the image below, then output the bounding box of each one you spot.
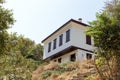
[32,60,99,80]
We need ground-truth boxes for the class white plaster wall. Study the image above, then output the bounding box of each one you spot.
[51,49,94,63]
[76,49,85,61]
[77,49,94,61]
[43,27,72,59]
[43,21,95,59]
[71,22,95,51]
[61,50,78,63]
[52,50,78,63]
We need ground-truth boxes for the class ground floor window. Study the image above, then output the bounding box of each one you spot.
[86,53,92,60]
[58,58,62,63]
[70,53,76,62]
[54,59,57,62]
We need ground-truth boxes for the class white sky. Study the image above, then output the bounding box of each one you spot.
[4,0,106,43]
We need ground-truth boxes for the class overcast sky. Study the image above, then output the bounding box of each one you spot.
[4,0,106,43]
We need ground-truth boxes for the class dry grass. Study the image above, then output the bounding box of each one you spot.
[32,62,58,80]
[49,74,59,80]
[32,60,99,80]
[32,66,43,80]
[43,62,58,70]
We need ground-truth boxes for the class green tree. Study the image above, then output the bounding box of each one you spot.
[17,35,35,57]
[86,0,120,79]
[7,33,36,57]
[0,0,5,3]
[30,43,43,60]
[105,0,120,20]
[0,1,43,79]
[0,0,15,55]
[0,32,43,79]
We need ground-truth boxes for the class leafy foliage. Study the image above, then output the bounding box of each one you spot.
[0,32,44,79]
[0,54,39,80]
[86,0,120,79]
[0,0,5,3]
[0,1,15,55]
[30,43,43,60]
[0,1,44,80]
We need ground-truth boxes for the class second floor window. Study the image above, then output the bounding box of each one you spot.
[66,29,70,42]
[86,35,91,45]
[53,38,57,49]
[48,42,51,52]
[59,34,63,46]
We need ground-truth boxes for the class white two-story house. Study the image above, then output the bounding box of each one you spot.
[42,19,95,63]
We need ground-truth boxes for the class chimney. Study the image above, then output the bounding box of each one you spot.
[78,18,82,22]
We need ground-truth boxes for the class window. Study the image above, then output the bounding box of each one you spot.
[86,35,91,45]
[53,38,57,49]
[66,29,70,42]
[86,53,92,60]
[58,58,61,63]
[48,42,51,52]
[54,59,57,62]
[70,54,76,62]
[59,34,63,46]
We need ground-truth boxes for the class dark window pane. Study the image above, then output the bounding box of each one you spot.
[59,34,63,46]
[48,42,51,52]
[66,29,70,42]
[53,39,57,49]
[86,35,91,45]
[70,54,76,61]
[86,53,92,60]
[54,59,57,62]
[58,58,61,63]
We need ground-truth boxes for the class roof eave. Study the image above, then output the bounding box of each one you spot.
[41,19,89,43]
